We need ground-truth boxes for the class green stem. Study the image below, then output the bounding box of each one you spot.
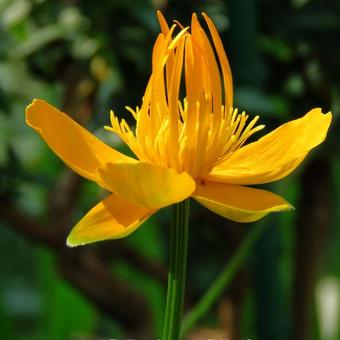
[181,221,267,337]
[162,199,190,340]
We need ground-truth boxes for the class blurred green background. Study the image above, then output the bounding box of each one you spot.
[0,0,339,339]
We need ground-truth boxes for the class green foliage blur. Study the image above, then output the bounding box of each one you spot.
[0,0,339,339]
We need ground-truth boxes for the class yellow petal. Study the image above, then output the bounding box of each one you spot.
[97,162,195,209]
[157,10,169,35]
[26,99,132,182]
[67,193,155,246]
[202,12,233,110]
[209,108,332,185]
[194,180,293,223]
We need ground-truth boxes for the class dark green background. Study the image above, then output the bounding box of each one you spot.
[0,0,339,339]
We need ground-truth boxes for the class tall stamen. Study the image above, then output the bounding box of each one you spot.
[106,14,264,178]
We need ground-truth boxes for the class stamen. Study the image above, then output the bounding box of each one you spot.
[104,16,264,178]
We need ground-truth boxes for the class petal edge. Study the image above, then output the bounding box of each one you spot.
[194,180,293,223]
[67,193,155,246]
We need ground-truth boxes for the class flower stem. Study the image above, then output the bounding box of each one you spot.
[162,199,190,340]
[181,221,267,337]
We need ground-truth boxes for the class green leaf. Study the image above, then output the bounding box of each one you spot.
[37,249,96,340]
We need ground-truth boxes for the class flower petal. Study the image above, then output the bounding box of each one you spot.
[97,162,195,209]
[26,99,132,182]
[209,108,332,185]
[67,193,155,246]
[194,180,293,223]
[202,12,233,110]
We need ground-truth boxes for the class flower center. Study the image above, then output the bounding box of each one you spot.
[105,16,264,178]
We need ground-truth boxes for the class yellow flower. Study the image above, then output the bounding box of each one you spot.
[26,12,332,246]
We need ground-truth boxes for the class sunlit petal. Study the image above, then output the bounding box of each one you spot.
[26,99,133,182]
[209,108,332,185]
[97,161,195,209]
[67,193,155,246]
[202,12,233,110]
[194,180,293,223]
